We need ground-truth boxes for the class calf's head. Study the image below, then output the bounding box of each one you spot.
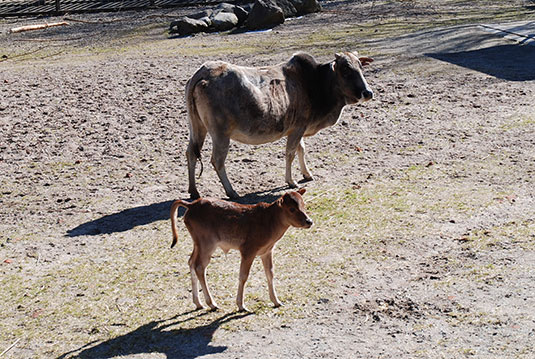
[279,188,313,228]
[332,51,374,104]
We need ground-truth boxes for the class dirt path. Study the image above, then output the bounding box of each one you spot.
[1,1,535,358]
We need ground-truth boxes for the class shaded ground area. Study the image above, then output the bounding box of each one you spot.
[427,43,535,81]
[1,1,535,358]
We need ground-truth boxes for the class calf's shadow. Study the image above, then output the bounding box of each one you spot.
[57,310,251,359]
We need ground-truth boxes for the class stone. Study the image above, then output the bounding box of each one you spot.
[245,0,285,30]
[211,12,240,31]
[169,17,210,36]
[294,0,322,15]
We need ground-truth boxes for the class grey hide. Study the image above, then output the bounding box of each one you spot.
[184,51,374,199]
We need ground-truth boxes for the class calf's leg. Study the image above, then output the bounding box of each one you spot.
[236,253,256,312]
[211,134,239,199]
[188,246,203,309]
[192,241,219,310]
[261,251,282,307]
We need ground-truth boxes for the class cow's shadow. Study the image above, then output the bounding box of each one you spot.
[57,310,251,359]
[426,43,535,81]
[66,186,292,237]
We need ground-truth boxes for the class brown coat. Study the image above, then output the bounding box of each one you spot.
[170,188,312,311]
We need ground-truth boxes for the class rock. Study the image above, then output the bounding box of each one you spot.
[245,0,285,30]
[197,16,212,27]
[232,5,250,25]
[189,9,214,20]
[294,0,322,15]
[211,12,239,31]
[212,2,249,26]
[270,0,322,17]
[274,0,298,17]
[169,17,210,35]
[213,2,238,14]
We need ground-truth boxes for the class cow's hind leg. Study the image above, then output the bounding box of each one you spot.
[211,134,239,199]
[285,132,305,188]
[296,138,313,182]
[186,123,207,199]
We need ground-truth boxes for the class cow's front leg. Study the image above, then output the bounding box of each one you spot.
[296,138,313,182]
[211,135,239,199]
[285,132,304,188]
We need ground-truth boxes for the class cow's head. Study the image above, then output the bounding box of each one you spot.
[332,51,374,104]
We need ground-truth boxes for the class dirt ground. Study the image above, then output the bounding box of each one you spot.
[1,0,535,358]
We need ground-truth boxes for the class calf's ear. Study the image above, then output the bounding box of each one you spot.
[297,188,306,195]
[359,57,374,66]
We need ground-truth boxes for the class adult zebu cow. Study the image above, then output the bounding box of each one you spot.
[185,51,373,199]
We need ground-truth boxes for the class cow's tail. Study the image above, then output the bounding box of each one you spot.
[185,72,206,179]
[170,200,191,248]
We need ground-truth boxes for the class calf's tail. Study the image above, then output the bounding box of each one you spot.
[170,200,191,248]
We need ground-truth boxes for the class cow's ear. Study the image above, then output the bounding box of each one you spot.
[297,188,306,195]
[359,56,374,66]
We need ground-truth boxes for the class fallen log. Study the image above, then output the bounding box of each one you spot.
[9,22,69,34]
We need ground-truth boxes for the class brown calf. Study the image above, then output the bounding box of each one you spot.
[170,188,313,311]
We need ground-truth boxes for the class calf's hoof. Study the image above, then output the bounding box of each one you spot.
[302,175,314,182]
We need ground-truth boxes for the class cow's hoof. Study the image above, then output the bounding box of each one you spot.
[189,190,200,200]
[301,175,314,183]
[287,181,298,189]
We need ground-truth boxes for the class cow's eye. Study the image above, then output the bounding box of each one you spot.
[290,207,296,213]
[342,67,352,78]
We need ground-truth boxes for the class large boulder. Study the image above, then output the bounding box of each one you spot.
[169,17,210,36]
[212,3,249,26]
[211,11,240,31]
[274,0,297,17]
[189,9,214,20]
[292,0,321,15]
[245,0,285,30]
[254,0,321,18]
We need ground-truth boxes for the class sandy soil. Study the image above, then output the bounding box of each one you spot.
[1,1,535,358]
